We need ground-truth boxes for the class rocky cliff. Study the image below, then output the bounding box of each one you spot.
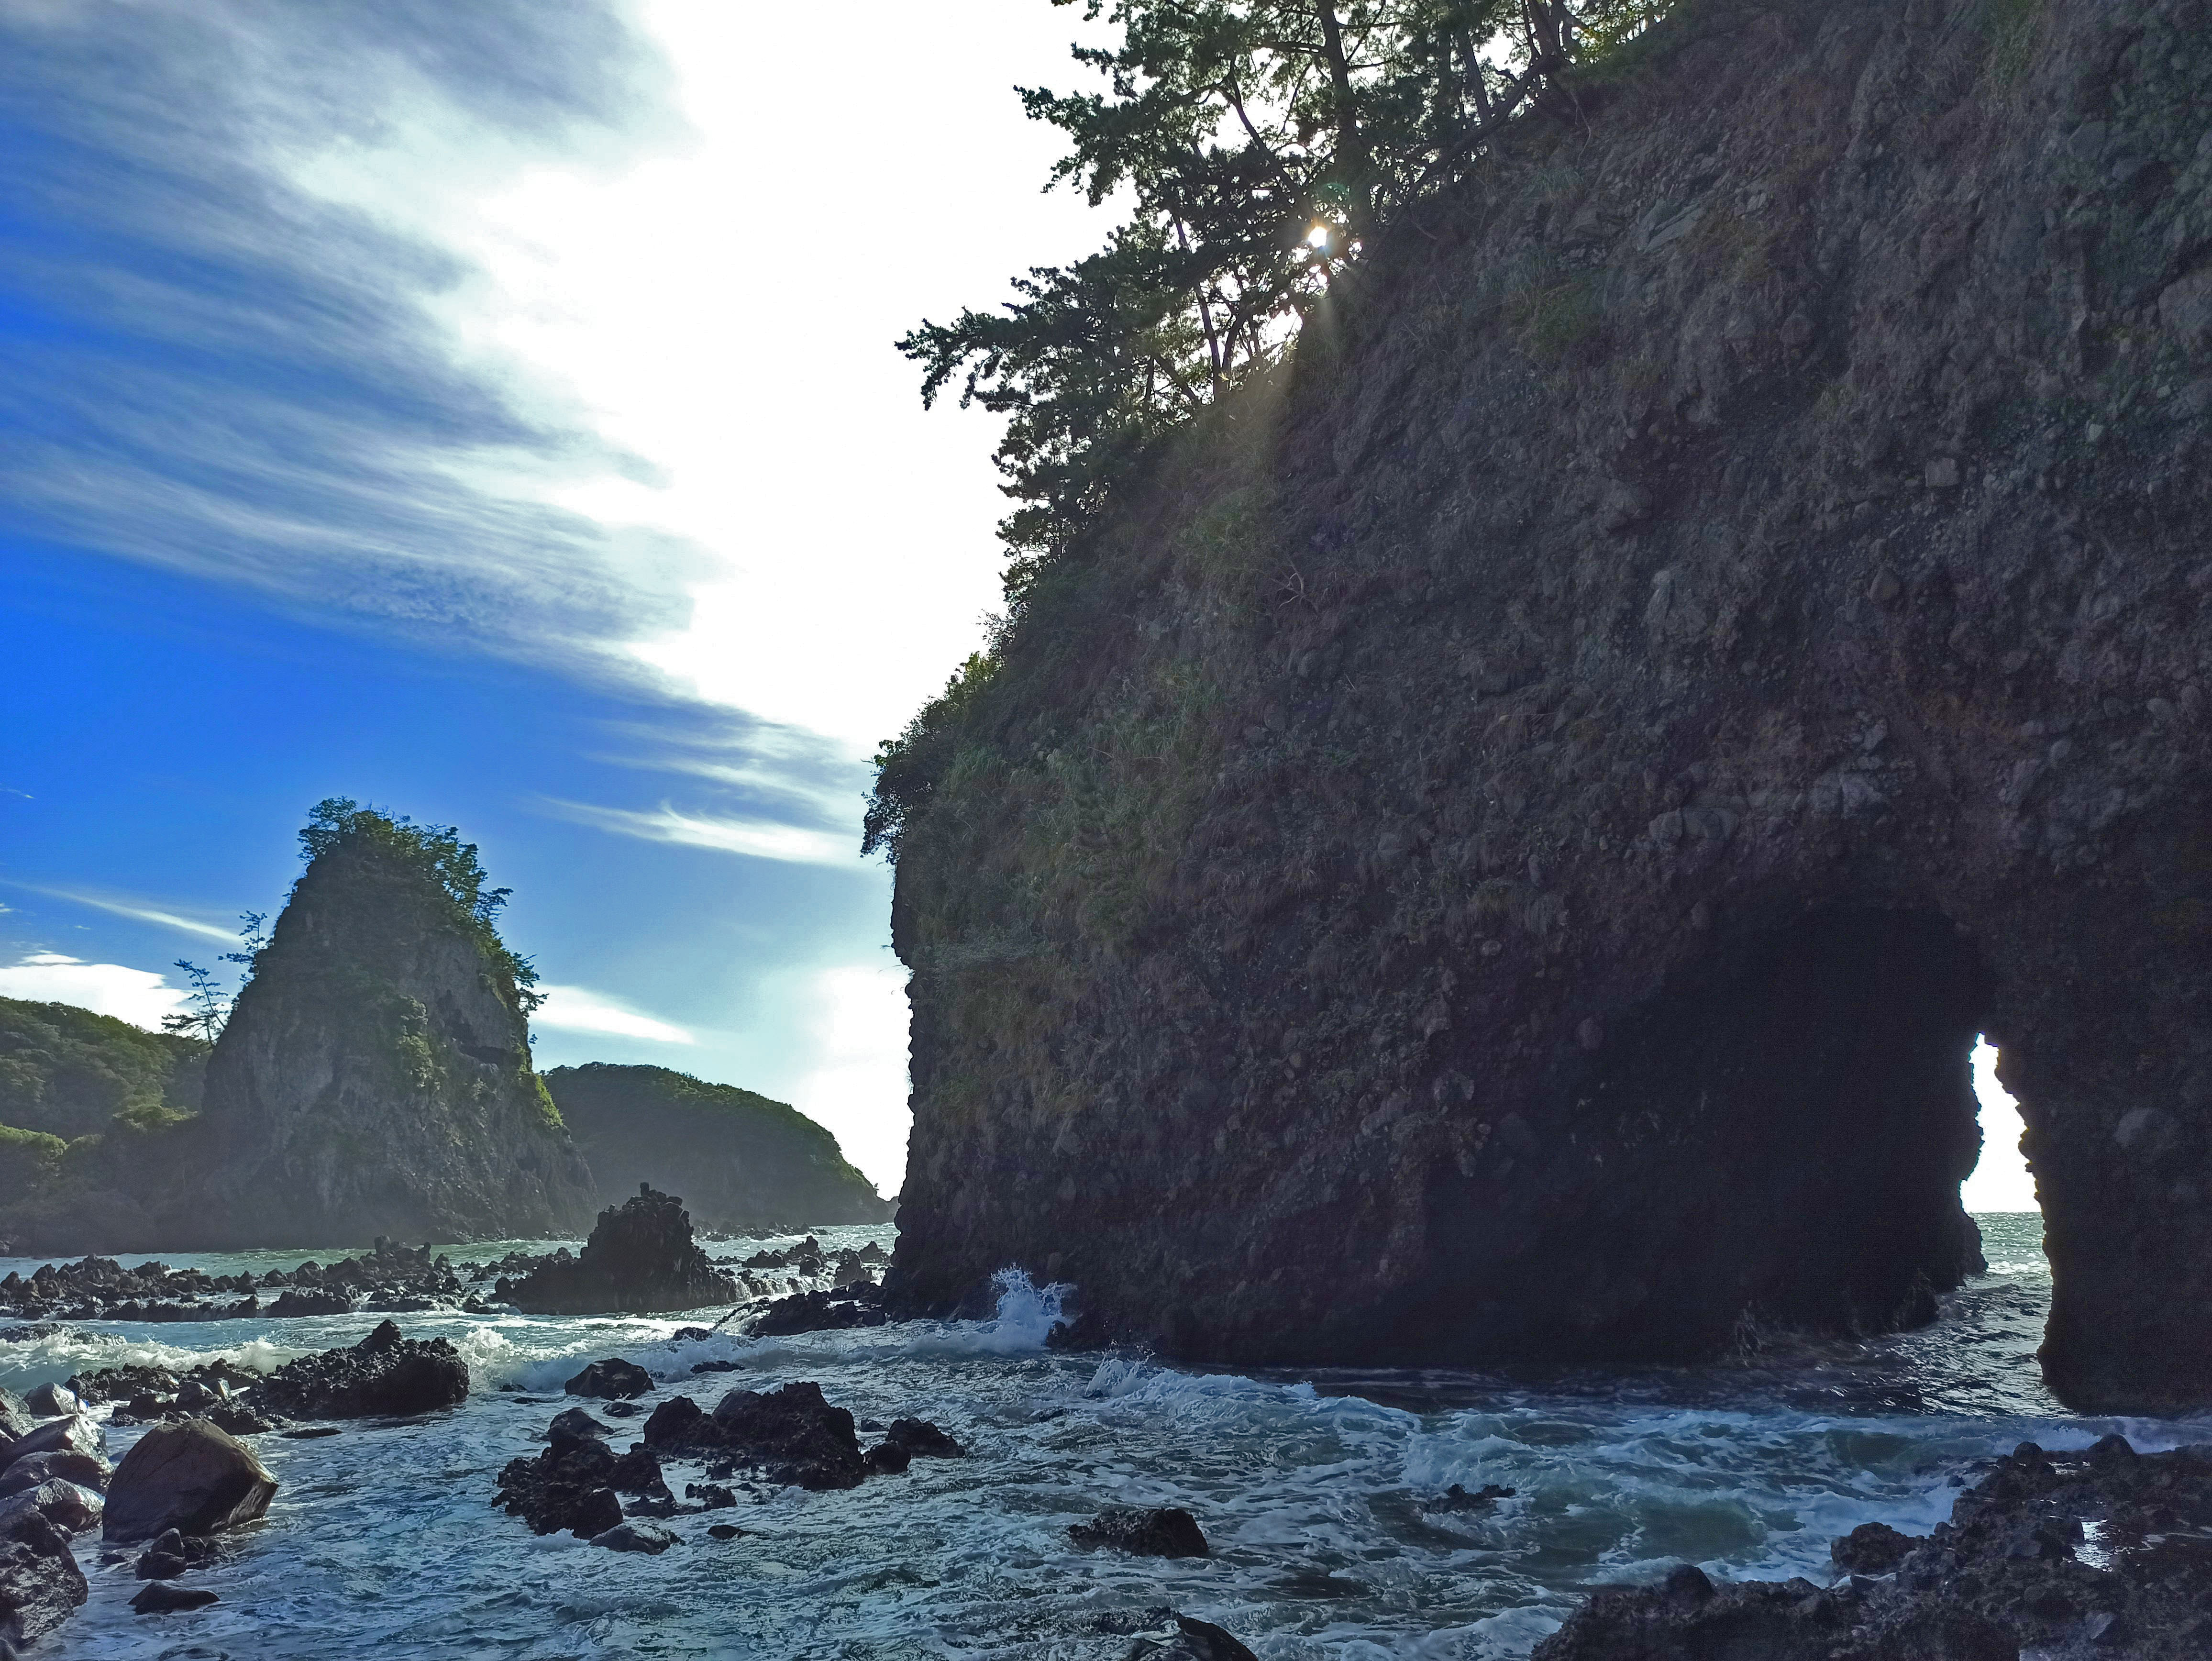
[168,818,596,1248]
[542,1065,888,1231]
[884,0,2212,1412]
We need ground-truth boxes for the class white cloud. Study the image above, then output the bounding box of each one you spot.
[532,984,693,1045]
[1963,1038,2039,1214]
[0,954,188,1030]
[5,883,237,944]
[786,963,911,1197]
[535,797,853,867]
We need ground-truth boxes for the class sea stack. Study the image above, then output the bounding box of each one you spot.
[177,802,595,1247]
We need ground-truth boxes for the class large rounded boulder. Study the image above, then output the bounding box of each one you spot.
[103,1421,275,1542]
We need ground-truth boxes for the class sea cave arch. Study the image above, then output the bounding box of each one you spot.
[1411,906,1998,1367]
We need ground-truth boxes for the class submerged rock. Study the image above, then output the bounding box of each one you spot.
[1102,1610,1258,1661]
[252,1320,468,1419]
[133,1528,214,1580]
[564,1358,653,1400]
[129,1580,218,1615]
[590,1519,679,1555]
[502,1187,736,1317]
[102,1421,274,1542]
[1535,1440,2212,1661]
[1067,1507,1209,1559]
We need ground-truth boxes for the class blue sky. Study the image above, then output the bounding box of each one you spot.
[0,0,1118,1192]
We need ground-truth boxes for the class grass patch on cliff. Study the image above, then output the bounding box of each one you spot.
[1980,0,2046,89]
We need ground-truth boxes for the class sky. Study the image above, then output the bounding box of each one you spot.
[0,0,2038,1214]
[0,0,1121,1194]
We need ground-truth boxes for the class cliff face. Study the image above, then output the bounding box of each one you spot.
[174,835,597,1248]
[542,1064,889,1231]
[885,0,2212,1411]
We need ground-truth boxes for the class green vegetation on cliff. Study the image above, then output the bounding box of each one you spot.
[0,997,206,1140]
[542,1064,888,1231]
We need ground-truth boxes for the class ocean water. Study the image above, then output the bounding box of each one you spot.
[8,1213,2202,1659]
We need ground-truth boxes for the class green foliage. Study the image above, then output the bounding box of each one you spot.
[0,996,206,1140]
[300,799,543,1013]
[1980,0,2044,88]
[899,0,1673,578]
[863,652,1006,860]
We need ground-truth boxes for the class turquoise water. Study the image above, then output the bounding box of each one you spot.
[9,1212,2192,1659]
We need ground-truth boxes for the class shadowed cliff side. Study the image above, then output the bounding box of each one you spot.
[165,809,597,1248]
[542,1064,888,1231]
[882,0,2212,1411]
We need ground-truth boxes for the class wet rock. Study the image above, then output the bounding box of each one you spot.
[641,1395,716,1451]
[0,1451,108,1498]
[502,1186,736,1317]
[564,1358,653,1400]
[495,1411,671,1538]
[132,1528,213,1580]
[590,1519,678,1554]
[1067,1506,1209,1559]
[1045,1309,1112,1351]
[863,1441,910,1475]
[684,1481,735,1509]
[1832,1520,1921,1575]
[1091,1608,1255,1660]
[748,1285,888,1336]
[129,1580,218,1615]
[0,1511,85,1644]
[250,1320,468,1418]
[706,1522,743,1540]
[883,1417,966,1459]
[0,1415,100,1473]
[708,1382,864,1491]
[19,1387,72,1421]
[102,1421,276,1541]
[0,1482,100,1538]
[1536,1440,2212,1660]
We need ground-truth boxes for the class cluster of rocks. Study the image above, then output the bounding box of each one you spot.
[497,1187,738,1315]
[747,1281,890,1337]
[495,1360,966,1552]
[0,1239,481,1325]
[1536,1437,2212,1661]
[67,1320,470,1433]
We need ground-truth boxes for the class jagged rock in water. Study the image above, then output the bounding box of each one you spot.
[590,1519,679,1554]
[564,1358,653,1400]
[1535,1439,2212,1661]
[250,1320,468,1420]
[493,1412,668,1538]
[883,0,2212,1413]
[1098,1611,1258,1661]
[102,1421,274,1542]
[542,1064,889,1230]
[641,1382,866,1491]
[502,1186,736,1316]
[0,1509,85,1645]
[748,1284,888,1336]
[168,811,597,1248]
[1067,1507,1209,1559]
[130,1580,218,1615]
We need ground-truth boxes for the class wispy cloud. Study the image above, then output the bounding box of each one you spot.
[0,953,188,1030]
[533,985,694,1046]
[535,799,854,868]
[1,882,238,944]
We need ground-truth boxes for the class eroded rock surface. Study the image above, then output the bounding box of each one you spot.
[501,1186,736,1316]
[884,0,2212,1410]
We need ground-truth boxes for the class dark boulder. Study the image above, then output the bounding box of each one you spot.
[0,1452,108,1498]
[749,1285,888,1337]
[1067,1506,1209,1559]
[266,1289,354,1318]
[1536,1440,2212,1661]
[18,1387,70,1421]
[0,1416,100,1472]
[708,1382,863,1491]
[0,1511,85,1645]
[0,1482,100,1538]
[590,1519,678,1554]
[884,1417,965,1459]
[863,1441,910,1475]
[502,1186,736,1316]
[641,1395,716,1451]
[133,1528,213,1580]
[129,1580,218,1615]
[495,1413,670,1538]
[1831,1520,1921,1575]
[251,1320,468,1418]
[102,1421,276,1541]
[564,1358,653,1400]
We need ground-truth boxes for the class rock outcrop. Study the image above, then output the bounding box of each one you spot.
[501,1186,736,1315]
[883,0,2212,1410]
[1536,1437,2212,1661]
[542,1064,889,1230]
[169,811,596,1248]
[251,1320,469,1419]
